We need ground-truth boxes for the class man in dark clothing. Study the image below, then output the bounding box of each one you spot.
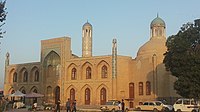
[66,98,71,112]
[121,99,125,112]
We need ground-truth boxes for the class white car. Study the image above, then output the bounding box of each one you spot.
[135,101,173,112]
[173,98,199,112]
[100,100,120,112]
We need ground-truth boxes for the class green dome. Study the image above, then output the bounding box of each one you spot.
[150,16,165,27]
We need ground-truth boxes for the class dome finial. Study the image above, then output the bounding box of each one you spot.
[157,13,159,18]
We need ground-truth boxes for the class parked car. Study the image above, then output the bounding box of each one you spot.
[173,98,199,112]
[135,101,173,112]
[100,100,120,112]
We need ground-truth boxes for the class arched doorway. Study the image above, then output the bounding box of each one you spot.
[85,88,90,105]
[11,90,15,101]
[55,86,60,104]
[129,83,134,108]
[70,88,75,101]
[100,88,106,105]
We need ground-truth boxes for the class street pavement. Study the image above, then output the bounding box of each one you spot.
[4,108,142,112]
[4,108,102,112]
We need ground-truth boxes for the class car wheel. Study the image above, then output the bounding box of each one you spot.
[111,108,115,112]
[153,108,158,112]
[136,107,141,110]
[162,107,170,112]
[177,109,182,112]
[192,110,197,112]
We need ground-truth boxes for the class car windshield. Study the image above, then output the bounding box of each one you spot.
[155,102,162,106]
[105,102,114,105]
[161,100,169,105]
[105,101,119,106]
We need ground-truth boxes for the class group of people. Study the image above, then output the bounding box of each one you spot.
[54,98,76,112]
[66,98,76,112]
[118,99,125,112]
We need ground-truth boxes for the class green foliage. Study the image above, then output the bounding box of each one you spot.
[163,19,200,98]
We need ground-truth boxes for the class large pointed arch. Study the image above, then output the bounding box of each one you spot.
[80,84,93,105]
[30,86,39,93]
[30,66,39,82]
[43,50,61,66]
[9,68,15,83]
[19,67,28,83]
[67,63,78,81]
[96,84,109,105]
[97,60,110,79]
[65,85,77,101]
[81,62,93,80]
[43,51,61,81]
[85,88,90,105]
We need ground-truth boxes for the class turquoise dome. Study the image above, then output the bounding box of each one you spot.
[150,16,165,27]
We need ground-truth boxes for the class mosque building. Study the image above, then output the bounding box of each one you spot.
[3,15,178,108]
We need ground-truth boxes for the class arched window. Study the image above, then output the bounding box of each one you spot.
[34,70,39,82]
[100,88,106,105]
[86,67,91,79]
[129,83,134,98]
[21,89,26,103]
[139,82,143,95]
[33,89,37,93]
[71,68,77,80]
[70,88,75,101]
[47,86,52,103]
[85,88,90,105]
[23,71,28,82]
[101,65,107,78]
[21,90,26,94]
[146,81,151,95]
[13,72,17,82]
[33,89,38,103]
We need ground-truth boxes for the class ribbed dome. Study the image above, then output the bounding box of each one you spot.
[83,21,92,28]
[150,16,165,27]
[137,38,166,57]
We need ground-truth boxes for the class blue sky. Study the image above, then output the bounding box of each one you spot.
[0,0,200,89]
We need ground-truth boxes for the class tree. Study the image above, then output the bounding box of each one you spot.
[163,19,200,98]
[0,0,7,39]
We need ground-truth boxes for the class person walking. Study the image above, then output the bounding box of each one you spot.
[72,100,76,112]
[118,101,121,112]
[66,98,71,112]
[121,99,125,112]
[56,100,60,112]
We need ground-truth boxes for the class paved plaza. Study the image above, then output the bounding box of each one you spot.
[5,108,102,112]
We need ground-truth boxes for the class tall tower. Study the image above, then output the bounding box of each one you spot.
[4,52,10,85]
[150,14,166,40]
[5,52,10,66]
[112,39,117,78]
[112,38,117,99]
[82,21,92,57]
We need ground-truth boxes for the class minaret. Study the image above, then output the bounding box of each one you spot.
[4,52,10,84]
[82,21,92,57]
[150,14,166,39]
[5,52,10,66]
[112,38,117,99]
